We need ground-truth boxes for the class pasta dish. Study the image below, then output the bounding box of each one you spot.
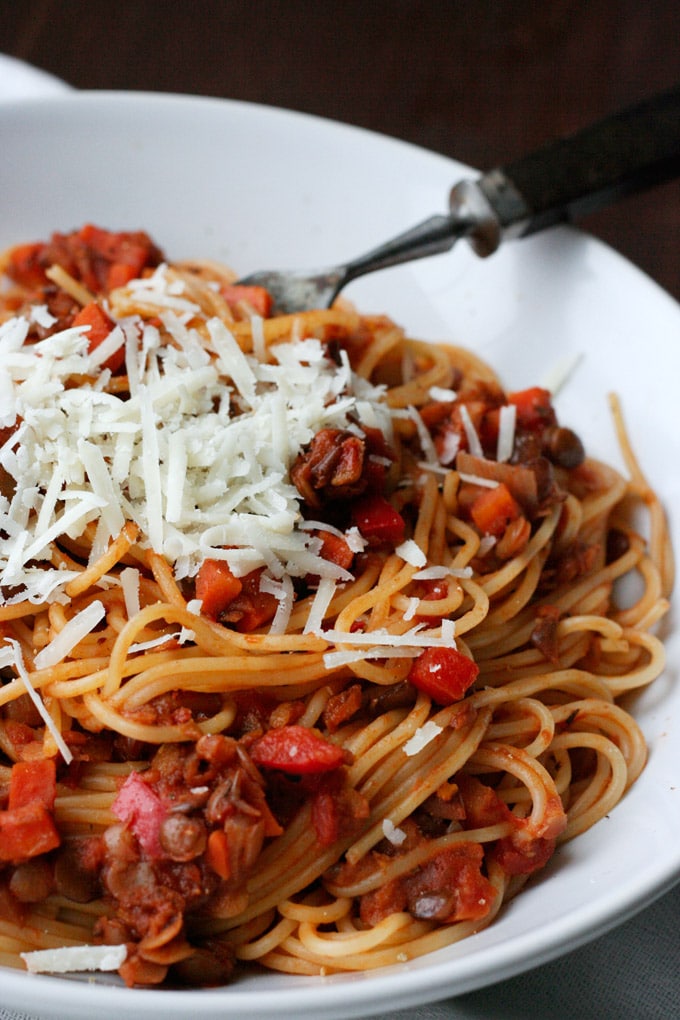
[0,225,672,986]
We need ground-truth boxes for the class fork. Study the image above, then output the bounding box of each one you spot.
[239,86,680,314]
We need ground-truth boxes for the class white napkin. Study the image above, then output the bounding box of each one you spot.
[0,51,678,1020]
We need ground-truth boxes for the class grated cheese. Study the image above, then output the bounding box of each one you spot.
[21,943,127,975]
[412,565,472,581]
[459,404,484,458]
[403,720,444,756]
[496,403,516,463]
[316,625,455,649]
[458,472,499,489]
[382,818,407,845]
[402,405,439,464]
[120,567,141,619]
[395,539,427,568]
[33,600,106,669]
[1,639,73,763]
[0,282,393,604]
[403,596,420,621]
[428,385,458,402]
[303,576,339,635]
[323,646,423,669]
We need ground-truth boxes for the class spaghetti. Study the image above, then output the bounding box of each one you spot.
[0,225,672,987]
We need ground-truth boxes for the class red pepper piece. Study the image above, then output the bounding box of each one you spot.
[351,494,405,547]
[0,802,61,862]
[407,646,479,705]
[250,725,347,775]
[8,759,57,811]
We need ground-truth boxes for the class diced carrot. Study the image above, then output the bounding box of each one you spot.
[221,284,273,319]
[507,387,556,431]
[205,829,231,880]
[195,559,244,621]
[0,802,61,862]
[218,568,279,633]
[72,301,124,373]
[8,759,57,811]
[470,482,522,537]
[318,531,354,570]
[351,494,406,548]
[106,261,140,290]
[4,242,47,287]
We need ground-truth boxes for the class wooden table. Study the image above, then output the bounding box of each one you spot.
[4,0,679,301]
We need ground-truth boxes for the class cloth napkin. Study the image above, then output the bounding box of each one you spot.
[0,52,678,1020]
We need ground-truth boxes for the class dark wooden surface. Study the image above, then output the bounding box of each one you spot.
[3,0,679,301]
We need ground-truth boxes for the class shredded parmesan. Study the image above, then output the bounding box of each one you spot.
[428,385,458,402]
[403,720,444,756]
[1,639,73,764]
[0,286,393,604]
[317,625,455,649]
[458,472,499,489]
[21,943,127,975]
[303,576,338,635]
[403,597,420,621]
[403,405,439,464]
[496,403,516,463]
[382,818,408,845]
[396,539,427,568]
[459,404,484,458]
[33,600,106,669]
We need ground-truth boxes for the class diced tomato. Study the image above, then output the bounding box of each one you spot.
[494,833,557,875]
[507,387,556,432]
[195,559,243,620]
[71,301,124,373]
[111,771,166,858]
[221,284,273,319]
[311,790,339,847]
[8,759,57,811]
[407,646,479,705]
[457,774,515,829]
[407,842,496,922]
[458,775,565,877]
[250,725,347,775]
[469,482,522,537]
[351,494,405,548]
[0,802,61,862]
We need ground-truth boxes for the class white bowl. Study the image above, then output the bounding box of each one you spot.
[0,92,679,1020]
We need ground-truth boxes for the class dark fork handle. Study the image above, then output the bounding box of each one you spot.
[474,85,680,243]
